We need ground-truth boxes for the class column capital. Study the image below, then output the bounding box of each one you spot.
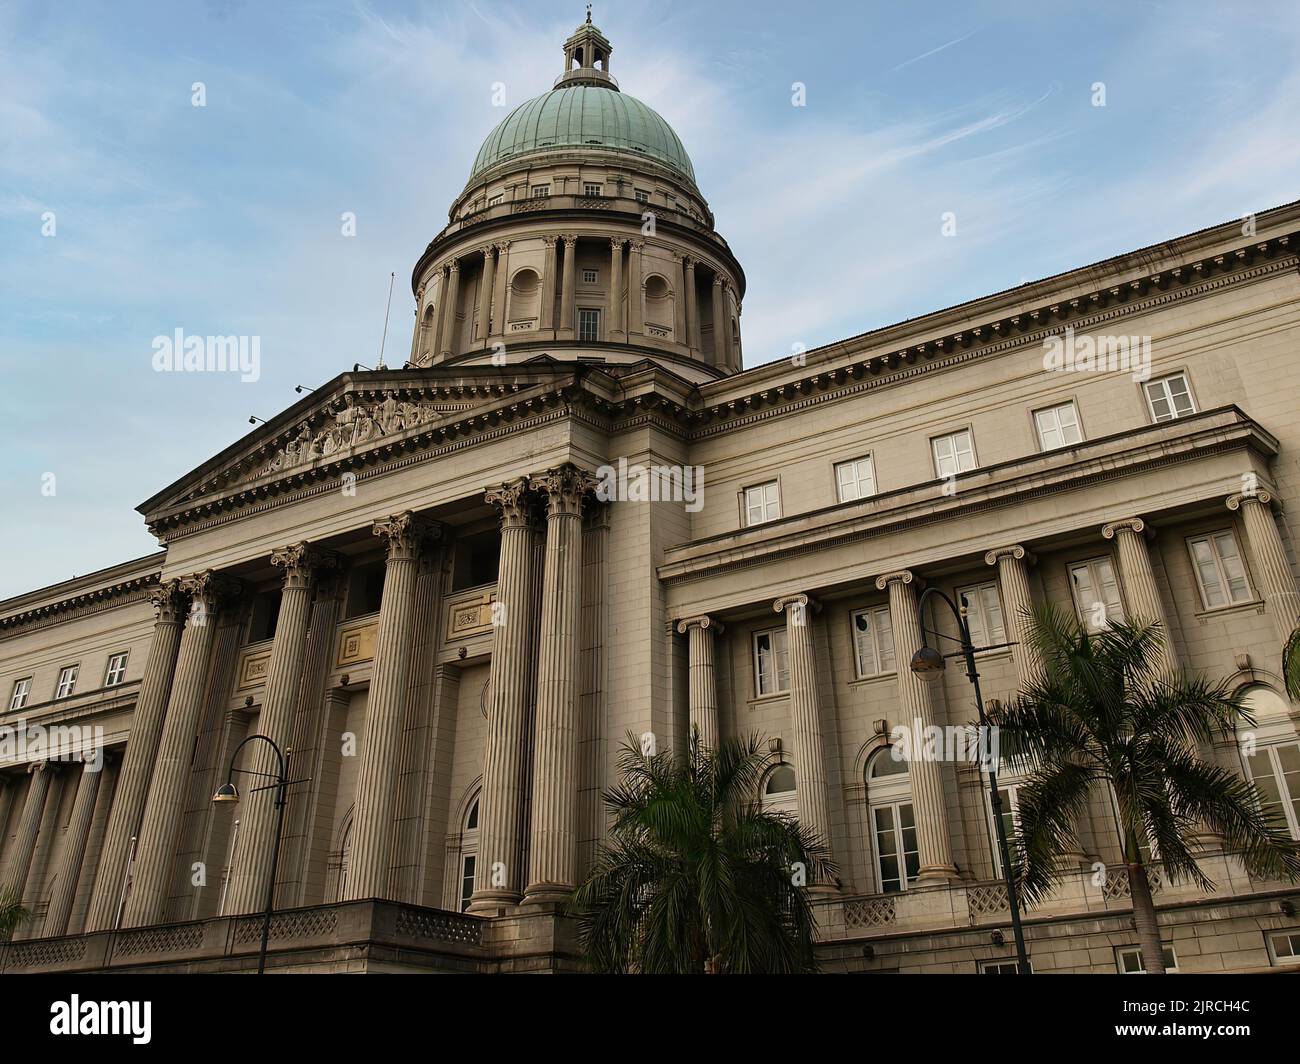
[529,465,597,517]
[712,274,725,288]
[629,238,645,252]
[27,760,50,777]
[493,239,511,254]
[148,580,187,624]
[1228,489,1279,512]
[372,511,443,561]
[874,569,915,591]
[609,237,625,252]
[774,592,820,615]
[540,233,558,247]
[485,477,535,529]
[1102,517,1147,539]
[675,614,724,636]
[447,259,461,274]
[683,254,696,269]
[561,233,578,248]
[984,544,1032,567]
[271,542,341,590]
[178,570,243,609]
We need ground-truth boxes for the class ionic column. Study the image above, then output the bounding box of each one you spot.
[984,545,1041,688]
[1228,490,1300,644]
[710,274,726,367]
[560,235,578,337]
[540,236,558,331]
[4,762,52,898]
[85,581,186,931]
[343,512,441,901]
[224,543,338,915]
[469,479,538,914]
[1102,517,1177,673]
[608,239,624,339]
[20,764,64,917]
[439,260,461,357]
[685,258,702,353]
[523,466,597,906]
[43,761,104,936]
[676,616,723,750]
[876,570,958,883]
[476,246,496,343]
[627,240,644,337]
[124,571,241,927]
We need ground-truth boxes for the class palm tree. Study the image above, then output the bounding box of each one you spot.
[1283,627,1300,702]
[570,731,836,974]
[987,604,1300,973]
[0,884,31,941]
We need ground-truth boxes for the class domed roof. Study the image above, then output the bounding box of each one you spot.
[469,85,696,184]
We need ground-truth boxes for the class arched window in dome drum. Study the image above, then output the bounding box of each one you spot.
[644,274,673,336]
[508,268,541,328]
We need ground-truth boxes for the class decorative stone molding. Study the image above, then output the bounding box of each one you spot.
[529,465,597,516]
[1227,489,1279,512]
[1101,517,1148,539]
[984,544,1031,567]
[0,573,161,637]
[372,511,443,561]
[148,579,186,623]
[874,570,914,590]
[484,477,535,528]
[177,570,243,609]
[773,592,820,614]
[675,614,724,635]
[270,542,341,590]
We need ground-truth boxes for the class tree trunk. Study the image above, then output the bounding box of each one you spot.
[1126,835,1165,974]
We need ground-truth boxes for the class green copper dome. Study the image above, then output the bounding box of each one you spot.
[469,85,696,184]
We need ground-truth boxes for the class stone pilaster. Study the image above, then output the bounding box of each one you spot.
[1228,490,1300,644]
[560,235,578,337]
[710,274,726,368]
[984,545,1041,688]
[42,761,104,936]
[491,241,511,341]
[85,580,186,931]
[4,762,53,897]
[876,570,959,884]
[674,255,688,343]
[608,238,624,339]
[469,479,538,913]
[675,615,724,751]
[627,240,644,337]
[343,512,442,901]
[540,236,558,331]
[523,465,597,906]
[124,571,241,927]
[477,245,496,342]
[685,258,701,352]
[224,542,338,915]
[1102,517,1177,672]
[439,259,461,357]
[429,266,447,361]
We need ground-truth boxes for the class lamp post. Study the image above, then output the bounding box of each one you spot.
[909,586,1031,974]
[211,734,305,975]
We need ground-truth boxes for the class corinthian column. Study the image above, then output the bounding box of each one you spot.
[710,274,726,368]
[540,236,558,332]
[3,762,52,897]
[523,465,597,906]
[1102,517,1177,673]
[876,570,958,884]
[224,543,338,915]
[608,239,624,339]
[674,256,688,344]
[85,580,186,931]
[984,545,1041,688]
[124,571,241,927]
[676,615,723,750]
[1228,490,1300,644]
[560,235,578,338]
[343,512,441,901]
[43,761,104,936]
[469,479,538,914]
[439,260,461,357]
[685,258,701,352]
[476,247,496,343]
[627,240,644,338]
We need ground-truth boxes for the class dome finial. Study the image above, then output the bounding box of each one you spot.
[586,3,592,25]
[556,9,616,90]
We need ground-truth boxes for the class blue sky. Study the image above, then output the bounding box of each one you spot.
[2,0,1299,599]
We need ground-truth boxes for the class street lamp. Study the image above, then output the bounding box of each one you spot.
[909,587,1032,974]
[211,734,306,975]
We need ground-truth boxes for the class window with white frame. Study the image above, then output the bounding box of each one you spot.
[634,188,650,203]
[931,429,976,478]
[851,605,895,678]
[868,749,918,892]
[583,183,602,197]
[1116,944,1178,973]
[578,307,601,342]
[1267,930,1300,965]
[55,664,79,699]
[582,268,598,283]
[1034,401,1083,450]
[1241,686,1300,840]
[487,193,503,206]
[1187,530,1252,609]
[104,652,129,687]
[531,184,550,198]
[761,764,797,817]
[834,455,876,502]
[1068,557,1125,631]
[980,958,1031,974]
[1144,373,1195,423]
[743,481,781,526]
[957,581,1007,649]
[459,796,480,912]
[987,782,1023,876]
[9,677,31,711]
[753,627,789,696]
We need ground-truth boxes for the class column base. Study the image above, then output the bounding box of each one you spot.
[914,864,961,886]
[520,883,574,909]
[466,889,521,916]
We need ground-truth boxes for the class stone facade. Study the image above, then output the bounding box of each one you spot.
[3,21,1300,974]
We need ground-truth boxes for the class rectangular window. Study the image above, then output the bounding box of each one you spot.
[931,429,976,478]
[487,193,503,206]
[957,581,1007,649]
[582,268,599,284]
[1188,530,1252,609]
[531,185,550,198]
[753,627,789,696]
[1116,944,1179,973]
[583,183,602,197]
[55,664,79,699]
[1034,402,1083,450]
[988,784,1022,876]
[104,652,129,687]
[851,605,895,677]
[834,455,876,502]
[634,188,650,203]
[9,677,31,711]
[1144,373,1195,423]
[1245,742,1300,839]
[873,802,919,892]
[979,959,1031,974]
[1267,930,1300,965]
[743,481,781,526]
[1068,557,1124,631]
[459,854,476,913]
[578,308,601,342]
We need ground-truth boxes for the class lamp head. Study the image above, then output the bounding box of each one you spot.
[909,644,946,681]
[212,781,239,804]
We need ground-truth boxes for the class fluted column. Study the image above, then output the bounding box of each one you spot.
[439,260,460,357]
[685,258,702,353]
[984,545,1042,688]
[523,465,597,906]
[224,542,338,915]
[876,570,958,883]
[540,236,558,332]
[124,571,241,927]
[43,762,103,936]
[476,246,496,343]
[343,512,441,901]
[676,616,723,750]
[4,762,52,896]
[1229,490,1300,644]
[608,239,624,339]
[429,267,447,361]
[560,235,578,337]
[673,256,688,343]
[1102,517,1177,673]
[627,239,644,338]
[710,274,726,368]
[85,581,186,931]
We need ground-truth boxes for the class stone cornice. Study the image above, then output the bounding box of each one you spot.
[0,568,162,639]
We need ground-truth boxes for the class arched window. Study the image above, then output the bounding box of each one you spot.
[331,814,354,903]
[867,747,919,892]
[459,794,480,911]
[761,763,797,817]
[1241,686,1300,839]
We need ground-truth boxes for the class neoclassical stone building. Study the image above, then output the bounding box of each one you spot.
[3,19,1300,974]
